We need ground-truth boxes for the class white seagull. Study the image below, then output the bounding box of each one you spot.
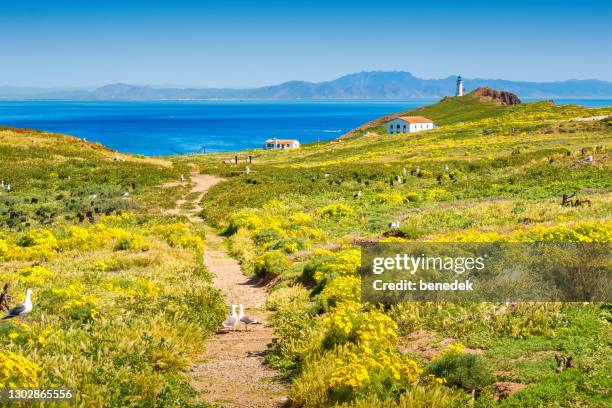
[221,304,238,331]
[3,289,33,320]
[388,221,401,229]
[238,304,261,330]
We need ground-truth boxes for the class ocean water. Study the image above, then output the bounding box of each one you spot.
[0,99,610,156]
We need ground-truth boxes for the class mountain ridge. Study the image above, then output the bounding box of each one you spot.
[2,71,612,100]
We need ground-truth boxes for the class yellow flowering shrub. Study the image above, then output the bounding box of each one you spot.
[322,302,397,348]
[0,239,9,261]
[114,234,150,251]
[101,277,160,298]
[288,212,313,226]
[319,276,361,309]
[372,192,405,205]
[433,221,611,243]
[311,247,361,283]
[153,223,204,250]
[18,229,59,248]
[0,352,40,388]
[18,265,52,285]
[99,212,136,224]
[515,221,612,243]
[379,236,408,242]
[437,342,466,358]
[61,297,99,321]
[425,188,453,201]
[10,229,59,261]
[230,210,268,231]
[92,259,110,272]
[329,345,422,392]
[52,284,100,322]
[295,226,324,240]
[262,199,286,210]
[254,250,290,278]
[61,226,95,250]
[315,203,354,218]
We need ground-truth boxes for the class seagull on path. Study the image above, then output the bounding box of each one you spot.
[221,304,238,331]
[3,289,33,320]
[238,304,261,330]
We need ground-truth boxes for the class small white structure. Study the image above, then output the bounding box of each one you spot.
[386,116,434,134]
[456,75,464,96]
[264,138,300,149]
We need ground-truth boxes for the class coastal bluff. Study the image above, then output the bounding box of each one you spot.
[340,87,520,139]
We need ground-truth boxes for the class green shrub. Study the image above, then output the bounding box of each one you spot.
[113,234,150,251]
[266,286,311,311]
[425,353,492,391]
[228,228,257,275]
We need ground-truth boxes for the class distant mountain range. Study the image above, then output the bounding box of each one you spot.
[3,71,612,100]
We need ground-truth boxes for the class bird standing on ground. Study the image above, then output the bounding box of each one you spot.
[3,289,33,320]
[221,304,238,331]
[238,304,261,330]
[353,190,362,199]
[388,221,401,229]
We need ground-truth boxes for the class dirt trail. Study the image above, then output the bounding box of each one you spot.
[168,172,288,408]
[163,173,223,222]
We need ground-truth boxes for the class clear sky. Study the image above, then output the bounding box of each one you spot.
[2,0,611,87]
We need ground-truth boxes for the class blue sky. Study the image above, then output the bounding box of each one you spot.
[2,0,611,87]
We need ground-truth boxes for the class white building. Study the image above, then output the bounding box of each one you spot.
[456,75,464,96]
[264,138,300,149]
[386,116,434,134]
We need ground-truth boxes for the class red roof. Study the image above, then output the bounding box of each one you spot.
[396,116,433,123]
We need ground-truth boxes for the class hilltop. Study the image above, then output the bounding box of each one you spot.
[341,88,522,138]
[4,71,612,100]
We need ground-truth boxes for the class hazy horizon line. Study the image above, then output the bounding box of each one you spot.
[3,70,612,90]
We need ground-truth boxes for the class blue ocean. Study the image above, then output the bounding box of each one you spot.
[0,99,610,156]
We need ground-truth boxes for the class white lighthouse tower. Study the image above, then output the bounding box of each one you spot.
[456,75,464,97]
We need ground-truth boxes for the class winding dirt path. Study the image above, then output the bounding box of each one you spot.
[168,172,288,407]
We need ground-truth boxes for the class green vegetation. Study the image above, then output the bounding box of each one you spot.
[181,97,612,407]
[1,96,610,407]
[0,127,224,406]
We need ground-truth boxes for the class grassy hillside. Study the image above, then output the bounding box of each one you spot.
[0,127,225,406]
[182,98,612,407]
